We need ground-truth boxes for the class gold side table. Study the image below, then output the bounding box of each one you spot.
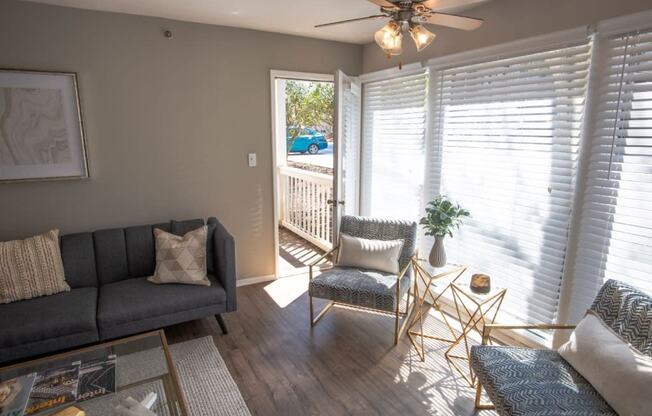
[407,258,467,361]
[445,283,507,386]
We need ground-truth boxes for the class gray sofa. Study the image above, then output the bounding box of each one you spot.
[0,217,236,364]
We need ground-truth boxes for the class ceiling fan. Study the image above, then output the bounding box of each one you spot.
[316,0,485,57]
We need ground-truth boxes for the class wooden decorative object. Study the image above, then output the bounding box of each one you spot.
[52,406,85,416]
[470,273,491,294]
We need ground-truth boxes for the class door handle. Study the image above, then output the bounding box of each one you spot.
[327,200,345,205]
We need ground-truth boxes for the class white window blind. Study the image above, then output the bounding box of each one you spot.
[361,71,428,221]
[428,42,592,325]
[568,30,652,322]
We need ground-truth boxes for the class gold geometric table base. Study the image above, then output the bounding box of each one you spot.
[445,283,507,386]
[406,259,467,362]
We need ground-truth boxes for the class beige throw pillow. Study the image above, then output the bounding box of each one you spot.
[0,229,70,304]
[148,226,210,286]
[336,233,404,274]
[558,311,652,416]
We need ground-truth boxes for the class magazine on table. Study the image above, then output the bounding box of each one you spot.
[24,364,80,415]
[1,354,118,416]
[0,373,36,416]
[76,355,117,403]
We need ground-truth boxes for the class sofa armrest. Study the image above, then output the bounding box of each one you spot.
[208,217,237,312]
[482,323,576,345]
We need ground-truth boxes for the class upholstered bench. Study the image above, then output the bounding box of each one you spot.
[470,279,652,415]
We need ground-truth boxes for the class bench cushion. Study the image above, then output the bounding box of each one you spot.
[471,346,616,416]
[97,275,226,340]
[309,267,410,312]
[0,288,99,362]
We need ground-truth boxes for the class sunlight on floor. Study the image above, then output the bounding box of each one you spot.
[394,307,497,415]
[264,275,309,308]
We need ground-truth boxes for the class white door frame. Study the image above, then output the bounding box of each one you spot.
[270,70,334,279]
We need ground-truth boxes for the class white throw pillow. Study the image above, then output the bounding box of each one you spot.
[336,233,404,274]
[558,311,652,416]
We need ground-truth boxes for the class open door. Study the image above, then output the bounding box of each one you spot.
[332,70,362,243]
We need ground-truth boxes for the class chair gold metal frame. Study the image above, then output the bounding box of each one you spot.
[308,245,415,345]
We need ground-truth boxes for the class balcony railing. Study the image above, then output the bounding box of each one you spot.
[279,166,333,250]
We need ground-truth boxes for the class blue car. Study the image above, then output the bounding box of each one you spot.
[287,127,328,154]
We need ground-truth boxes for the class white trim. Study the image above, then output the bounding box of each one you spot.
[270,70,334,83]
[596,9,652,36]
[426,27,589,70]
[269,69,334,281]
[358,62,425,83]
[237,274,277,287]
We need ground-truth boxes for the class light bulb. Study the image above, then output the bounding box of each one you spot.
[409,24,436,52]
[374,21,403,56]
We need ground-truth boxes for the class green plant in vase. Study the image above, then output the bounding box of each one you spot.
[420,195,470,267]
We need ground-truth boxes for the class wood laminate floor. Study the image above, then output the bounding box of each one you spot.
[165,275,497,416]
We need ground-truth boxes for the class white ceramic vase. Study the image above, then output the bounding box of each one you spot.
[429,235,447,268]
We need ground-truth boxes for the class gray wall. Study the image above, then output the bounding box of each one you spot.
[363,0,652,72]
[0,0,361,280]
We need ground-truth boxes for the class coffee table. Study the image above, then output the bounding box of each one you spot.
[0,330,188,416]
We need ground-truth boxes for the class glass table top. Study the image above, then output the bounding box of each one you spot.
[0,330,187,416]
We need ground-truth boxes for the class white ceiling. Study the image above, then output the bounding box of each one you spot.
[24,0,489,44]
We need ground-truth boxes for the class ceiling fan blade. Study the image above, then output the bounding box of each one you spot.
[315,15,388,28]
[366,0,397,8]
[422,0,487,11]
[423,12,483,30]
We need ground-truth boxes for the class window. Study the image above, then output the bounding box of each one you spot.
[567,30,652,322]
[360,71,428,221]
[426,42,592,325]
[355,18,652,334]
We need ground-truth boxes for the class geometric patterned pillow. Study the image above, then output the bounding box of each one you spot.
[148,226,210,286]
[0,229,70,304]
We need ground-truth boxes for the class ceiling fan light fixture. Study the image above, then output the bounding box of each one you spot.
[374,20,403,56]
[409,24,436,52]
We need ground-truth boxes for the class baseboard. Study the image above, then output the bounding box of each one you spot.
[236,274,276,287]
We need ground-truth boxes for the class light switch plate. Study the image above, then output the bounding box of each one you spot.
[248,153,257,167]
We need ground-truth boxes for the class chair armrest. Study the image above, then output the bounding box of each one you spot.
[396,261,411,283]
[209,217,237,312]
[309,246,339,280]
[482,323,576,345]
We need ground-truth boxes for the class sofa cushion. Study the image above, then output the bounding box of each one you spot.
[558,312,652,416]
[309,267,410,312]
[471,345,616,416]
[0,229,71,304]
[60,232,97,288]
[97,275,226,335]
[125,224,156,278]
[148,226,210,286]
[0,287,98,352]
[171,218,204,236]
[93,228,129,285]
[589,279,652,356]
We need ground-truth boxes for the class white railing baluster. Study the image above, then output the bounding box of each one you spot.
[278,166,333,251]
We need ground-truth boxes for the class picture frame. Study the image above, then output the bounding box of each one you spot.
[0,69,89,183]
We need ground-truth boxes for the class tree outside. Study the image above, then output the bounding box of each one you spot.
[285,80,334,153]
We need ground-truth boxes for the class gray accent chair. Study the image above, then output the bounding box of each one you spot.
[0,217,236,364]
[470,279,652,415]
[308,215,417,345]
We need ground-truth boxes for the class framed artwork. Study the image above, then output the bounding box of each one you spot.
[0,69,88,182]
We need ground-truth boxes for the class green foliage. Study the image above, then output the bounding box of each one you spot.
[285,80,334,150]
[420,196,470,238]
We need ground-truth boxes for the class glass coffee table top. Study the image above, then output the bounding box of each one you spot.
[0,330,188,416]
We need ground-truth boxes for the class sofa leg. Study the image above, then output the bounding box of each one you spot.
[215,314,228,334]
[474,381,495,410]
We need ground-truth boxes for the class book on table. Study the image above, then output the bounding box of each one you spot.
[0,373,36,416]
